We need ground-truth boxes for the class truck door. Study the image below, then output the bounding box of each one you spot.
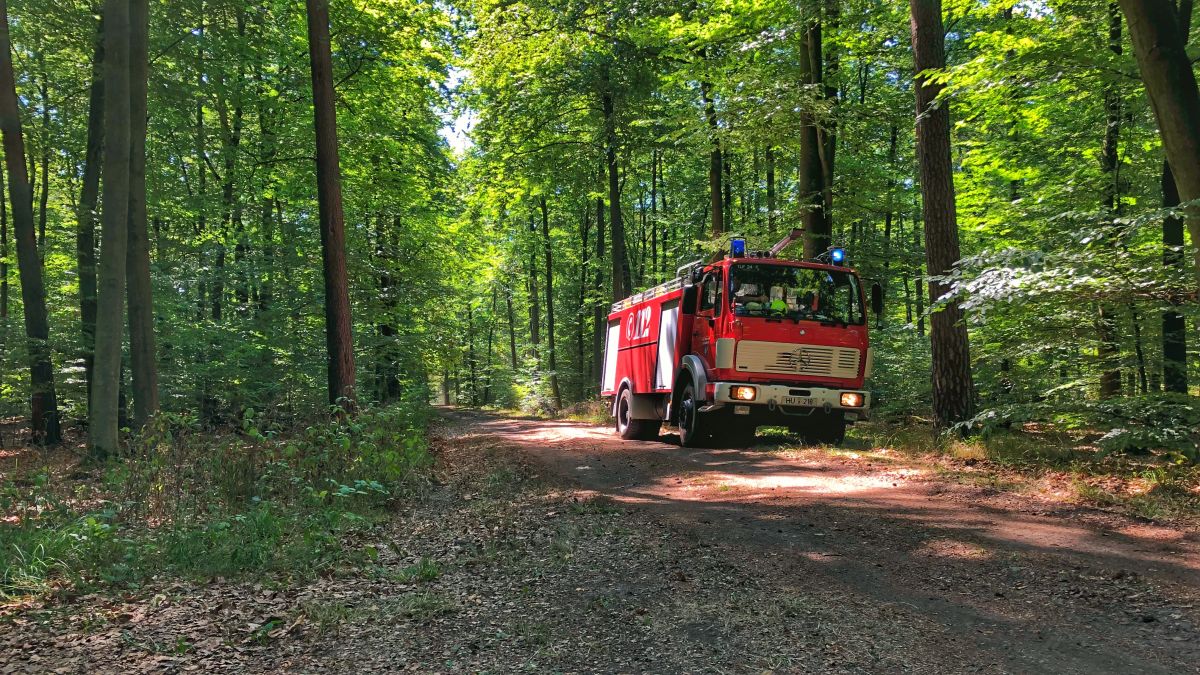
[693,269,722,368]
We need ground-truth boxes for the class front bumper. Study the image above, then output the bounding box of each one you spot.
[707,382,871,421]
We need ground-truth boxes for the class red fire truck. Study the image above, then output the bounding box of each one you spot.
[600,232,882,447]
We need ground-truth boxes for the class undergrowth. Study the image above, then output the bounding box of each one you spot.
[848,422,1200,522]
[0,398,433,602]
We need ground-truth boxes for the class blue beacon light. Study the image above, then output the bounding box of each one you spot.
[830,247,846,264]
[731,238,747,258]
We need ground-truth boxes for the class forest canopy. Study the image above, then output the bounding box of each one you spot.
[0,0,1195,459]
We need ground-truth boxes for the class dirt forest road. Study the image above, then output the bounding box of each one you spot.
[442,408,1200,674]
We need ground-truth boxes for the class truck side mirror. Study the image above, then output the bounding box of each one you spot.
[871,282,884,317]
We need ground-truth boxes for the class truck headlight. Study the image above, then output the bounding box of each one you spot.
[731,386,757,401]
[840,392,864,408]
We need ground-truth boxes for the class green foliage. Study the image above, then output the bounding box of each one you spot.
[0,400,433,599]
[964,393,1200,461]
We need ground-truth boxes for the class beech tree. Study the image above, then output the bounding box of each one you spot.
[305,0,356,410]
[0,0,60,444]
[910,0,975,429]
[127,0,157,426]
[91,0,132,457]
[1119,0,1200,290]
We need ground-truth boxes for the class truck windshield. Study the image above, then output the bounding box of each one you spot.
[730,263,864,325]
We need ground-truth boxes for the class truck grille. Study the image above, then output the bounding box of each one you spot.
[735,341,861,379]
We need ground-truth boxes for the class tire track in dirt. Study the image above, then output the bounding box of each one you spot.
[444,408,1200,674]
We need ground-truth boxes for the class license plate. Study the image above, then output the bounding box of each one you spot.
[782,396,815,407]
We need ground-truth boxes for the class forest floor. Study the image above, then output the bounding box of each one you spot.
[3,407,1200,673]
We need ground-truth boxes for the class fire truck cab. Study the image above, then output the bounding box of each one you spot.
[600,235,881,447]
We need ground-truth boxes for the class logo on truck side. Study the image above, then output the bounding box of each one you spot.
[625,307,652,342]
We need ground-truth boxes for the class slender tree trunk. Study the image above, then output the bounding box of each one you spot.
[541,197,562,410]
[765,145,777,234]
[578,205,590,389]
[800,7,829,257]
[0,1,60,445]
[194,8,207,321]
[0,158,7,319]
[592,190,606,389]
[527,244,541,359]
[911,0,975,428]
[126,0,157,428]
[483,286,496,404]
[1098,3,1123,399]
[506,284,518,370]
[1119,0,1200,290]
[819,0,840,241]
[467,302,477,404]
[306,0,356,410]
[602,88,631,300]
[36,54,48,263]
[913,219,926,338]
[91,0,133,456]
[883,124,898,269]
[650,151,658,283]
[700,78,724,237]
[1160,0,1192,394]
[723,149,733,230]
[1130,304,1149,394]
[78,22,104,401]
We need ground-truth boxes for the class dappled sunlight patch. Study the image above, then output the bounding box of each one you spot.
[649,468,920,496]
[914,538,992,561]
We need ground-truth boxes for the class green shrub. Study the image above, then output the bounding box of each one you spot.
[962,393,1200,462]
[0,398,433,600]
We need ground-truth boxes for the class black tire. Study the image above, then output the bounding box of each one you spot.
[677,381,712,448]
[616,388,660,441]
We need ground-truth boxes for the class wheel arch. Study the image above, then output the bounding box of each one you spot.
[670,355,710,424]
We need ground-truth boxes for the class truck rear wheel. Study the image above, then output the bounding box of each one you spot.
[616,388,660,441]
[677,382,711,448]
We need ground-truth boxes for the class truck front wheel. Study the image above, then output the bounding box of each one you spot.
[677,382,711,447]
[616,388,660,441]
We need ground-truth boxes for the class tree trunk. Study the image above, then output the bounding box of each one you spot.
[800,9,829,257]
[650,151,658,283]
[306,0,356,410]
[578,205,590,389]
[483,286,496,404]
[765,145,777,234]
[126,0,157,428]
[527,244,541,358]
[77,22,104,401]
[602,89,631,300]
[1119,0,1200,290]
[91,0,133,456]
[541,197,562,410]
[910,0,975,429]
[0,158,7,320]
[0,2,60,445]
[467,302,477,405]
[883,124,898,270]
[819,0,840,242]
[506,285,518,370]
[1160,0,1192,394]
[592,190,606,389]
[1098,4,1123,399]
[36,54,48,263]
[723,148,733,230]
[700,78,724,237]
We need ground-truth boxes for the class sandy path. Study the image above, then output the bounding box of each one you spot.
[444,408,1200,674]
